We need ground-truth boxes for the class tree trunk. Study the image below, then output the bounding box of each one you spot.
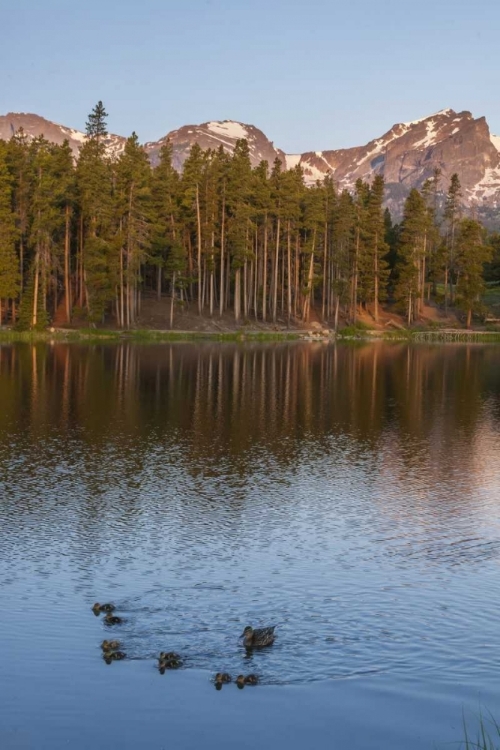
[64,205,71,323]
[262,216,268,322]
[219,190,226,316]
[170,271,176,329]
[273,217,280,323]
[196,184,202,315]
[32,249,40,328]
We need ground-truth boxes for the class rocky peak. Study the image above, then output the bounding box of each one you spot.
[145,119,285,169]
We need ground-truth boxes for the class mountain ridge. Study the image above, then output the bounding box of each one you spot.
[1,108,500,215]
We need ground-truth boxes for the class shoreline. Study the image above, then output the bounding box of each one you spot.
[2,326,500,344]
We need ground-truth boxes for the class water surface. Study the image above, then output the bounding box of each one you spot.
[1,342,500,749]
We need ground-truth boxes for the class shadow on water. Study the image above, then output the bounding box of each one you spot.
[1,341,500,747]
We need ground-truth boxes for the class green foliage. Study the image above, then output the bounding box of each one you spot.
[0,106,497,334]
[0,142,20,302]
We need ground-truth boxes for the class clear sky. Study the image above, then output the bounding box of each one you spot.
[2,0,499,153]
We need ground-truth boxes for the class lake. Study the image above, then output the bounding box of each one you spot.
[1,341,499,749]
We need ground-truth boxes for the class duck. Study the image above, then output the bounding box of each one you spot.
[159,652,180,661]
[244,674,258,685]
[214,672,232,684]
[235,675,246,689]
[158,658,182,674]
[104,614,122,625]
[103,650,126,663]
[101,640,120,651]
[92,603,115,615]
[109,651,126,661]
[241,625,275,648]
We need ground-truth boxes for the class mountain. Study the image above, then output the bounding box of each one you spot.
[293,109,500,215]
[0,112,125,159]
[145,120,286,169]
[1,108,500,217]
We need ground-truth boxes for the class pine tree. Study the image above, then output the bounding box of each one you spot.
[86,101,108,143]
[455,219,491,327]
[332,190,354,330]
[361,175,389,322]
[151,140,183,327]
[0,142,20,322]
[115,132,152,327]
[394,188,428,325]
[443,173,462,309]
[77,103,114,321]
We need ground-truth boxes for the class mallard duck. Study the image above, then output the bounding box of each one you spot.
[101,640,120,651]
[244,674,258,685]
[241,625,275,648]
[235,675,246,689]
[92,602,115,615]
[215,672,232,684]
[92,602,102,616]
[104,614,122,625]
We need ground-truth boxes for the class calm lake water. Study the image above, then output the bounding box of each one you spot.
[1,341,500,749]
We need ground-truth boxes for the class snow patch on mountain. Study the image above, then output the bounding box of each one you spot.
[207,121,248,139]
[490,134,500,153]
[60,126,86,144]
[402,108,454,127]
[469,168,500,202]
[285,154,302,169]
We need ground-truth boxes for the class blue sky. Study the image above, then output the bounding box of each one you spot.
[2,0,499,152]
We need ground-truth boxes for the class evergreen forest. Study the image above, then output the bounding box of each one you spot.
[0,102,499,331]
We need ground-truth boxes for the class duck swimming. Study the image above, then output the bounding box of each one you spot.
[104,614,122,625]
[159,652,180,661]
[92,603,115,615]
[235,675,246,689]
[214,673,232,684]
[241,626,275,648]
[101,640,120,651]
[244,674,258,685]
[103,651,126,663]
[158,657,182,674]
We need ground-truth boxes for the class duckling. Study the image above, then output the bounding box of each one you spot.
[241,625,275,648]
[109,651,126,661]
[215,672,232,684]
[159,651,180,661]
[101,640,121,652]
[100,603,115,613]
[164,658,182,670]
[244,674,258,685]
[235,675,246,689]
[104,614,122,625]
[92,602,102,616]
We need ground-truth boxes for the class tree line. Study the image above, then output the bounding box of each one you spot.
[0,102,496,330]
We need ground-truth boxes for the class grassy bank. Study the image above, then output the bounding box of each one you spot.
[0,327,303,344]
[2,325,500,345]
